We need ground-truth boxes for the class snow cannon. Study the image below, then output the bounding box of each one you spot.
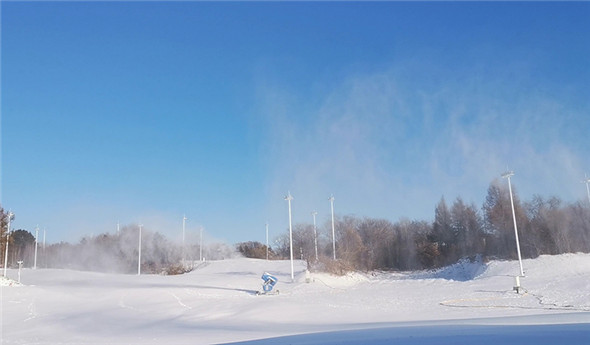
[261,272,278,293]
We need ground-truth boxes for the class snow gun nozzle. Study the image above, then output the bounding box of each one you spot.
[261,272,278,292]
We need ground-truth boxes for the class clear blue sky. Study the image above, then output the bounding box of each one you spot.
[1,1,589,245]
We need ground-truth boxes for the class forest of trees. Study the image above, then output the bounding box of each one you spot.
[3,179,590,274]
[0,214,235,274]
[239,179,590,273]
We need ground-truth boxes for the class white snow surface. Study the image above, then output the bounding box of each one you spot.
[1,254,589,344]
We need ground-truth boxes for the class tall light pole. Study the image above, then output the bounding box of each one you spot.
[43,228,46,268]
[199,227,203,262]
[34,226,39,269]
[182,215,187,246]
[583,174,590,206]
[285,192,294,281]
[265,222,269,261]
[502,171,524,277]
[182,215,187,263]
[311,211,318,262]
[138,224,143,276]
[3,211,14,277]
[329,195,336,260]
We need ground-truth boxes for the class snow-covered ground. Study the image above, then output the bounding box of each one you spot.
[1,254,589,344]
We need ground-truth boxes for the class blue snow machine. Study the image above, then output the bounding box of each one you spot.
[258,272,278,295]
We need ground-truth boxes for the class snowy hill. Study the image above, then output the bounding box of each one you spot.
[1,254,589,344]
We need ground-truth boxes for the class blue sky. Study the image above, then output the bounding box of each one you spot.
[1,1,589,245]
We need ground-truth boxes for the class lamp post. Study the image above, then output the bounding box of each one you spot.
[311,211,318,262]
[583,174,590,206]
[329,195,336,260]
[501,171,524,277]
[182,215,187,263]
[138,224,143,276]
[285,192,294,281]
[34,226,39,269]
[265,222,269,261]
[43,228,46,268]
[199,227,203,262]
[3,211,15,277]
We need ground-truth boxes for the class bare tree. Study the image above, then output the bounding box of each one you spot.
[291,224,316,262]
[565,202,590,253]
[236,241,268,259]
[334,216,364,268]
[357,218,394,270]
[450,197,484,259]
[433,197,455,265]
[482,179,527,259]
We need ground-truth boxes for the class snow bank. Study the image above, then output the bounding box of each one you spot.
[411,256,487,281]
[0,276,22,287]
[310,271,371,288]
[1,254,589,344]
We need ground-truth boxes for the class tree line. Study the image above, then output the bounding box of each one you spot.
[3,178,590,274]
[238,179,590,273]
[0,216,235,274]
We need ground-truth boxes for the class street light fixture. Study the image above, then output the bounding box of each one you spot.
[43,228,46,268]
[284,191,294,281]
[329,195,336,260]
[3,211,15,277]
[138,224,143,276]
[182,215,187,264]
[199,227,203,262]
[582,174,590,206]
[501,171,524,277]
[265,222,269,261]
[311,211,318,262]
[34,226,39,269]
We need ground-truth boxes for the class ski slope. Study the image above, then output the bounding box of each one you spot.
[1,254,589,344]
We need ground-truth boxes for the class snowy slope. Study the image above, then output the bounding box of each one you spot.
[1,254,589,344]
